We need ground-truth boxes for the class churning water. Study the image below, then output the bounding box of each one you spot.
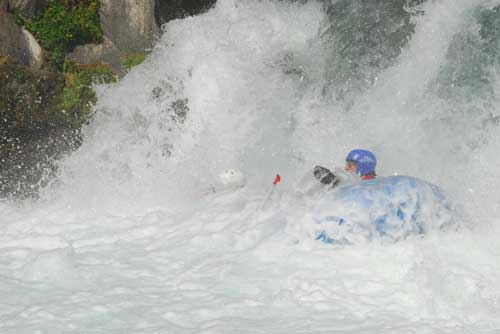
[2,0,500,332]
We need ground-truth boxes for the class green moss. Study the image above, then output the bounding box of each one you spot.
[20,0,102,67]
[121,53,146,72]
[0,61,116,138]
[61,62,117,120]
[0,62,66,137]
[0,61,117,198]
[0,56,12,66]
[71,0,102,43]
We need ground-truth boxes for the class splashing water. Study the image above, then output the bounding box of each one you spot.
[2,0,500,332]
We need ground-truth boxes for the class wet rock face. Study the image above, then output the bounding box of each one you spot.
[0,9,23,59]
[69,0,159,70]
[99,0,159,53]
[155,0,217,27]
[69,0,217,68]
[0,0,218,199]
[321,0,424,104]
[479,5,500,60]
[67,35,121,72]
[0,62,65,139]
[0,126,81,199]
[0,62,81,199]
[0,7,44,69]
[7,0,45,18]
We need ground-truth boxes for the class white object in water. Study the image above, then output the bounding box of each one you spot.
[219,169,246,188]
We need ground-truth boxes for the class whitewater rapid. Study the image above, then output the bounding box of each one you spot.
[2,0,500,333]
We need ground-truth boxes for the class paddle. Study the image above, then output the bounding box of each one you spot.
[313,165,340,187]
[257,174,281,211]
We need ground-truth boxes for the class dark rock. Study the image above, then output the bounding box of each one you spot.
[0,62,81,198]
[428,4,500,121]
[0,127,81,199]
[68,0,159,70]
[171,98,188,123]
[152,86,163,100]
[7,0,45,18]
[155,0,217,26]
[479,5,500,60]
[67,35,122,72]
[68,0,218,69]
[0,8,44,68]
[99,0,159,52]
[1,0,217,199]
[0,62,65,139]
[322,0,424,103]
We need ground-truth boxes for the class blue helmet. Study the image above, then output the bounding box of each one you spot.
[346,149,377,176]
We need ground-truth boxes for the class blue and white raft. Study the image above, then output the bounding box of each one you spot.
[311,176,453,244]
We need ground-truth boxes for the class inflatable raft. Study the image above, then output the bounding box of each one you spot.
[311,176,453,244]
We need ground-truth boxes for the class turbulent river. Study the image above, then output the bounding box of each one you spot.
[2,0,500,332]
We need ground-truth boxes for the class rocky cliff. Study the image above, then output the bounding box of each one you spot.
[0,0,217,198]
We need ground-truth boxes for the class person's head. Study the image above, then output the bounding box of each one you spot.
[345,149,377,177]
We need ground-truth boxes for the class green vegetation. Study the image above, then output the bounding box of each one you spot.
[0,59,117,198]
[2,1,151,198]
[6,0,117,129]
[0,60,116,140]
[18,0,102,67]
[121,53,147,72]
[0,62,65,137]
[61,61,117,121]
[0,56,10,66]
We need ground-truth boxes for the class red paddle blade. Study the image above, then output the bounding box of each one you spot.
[273,174,281,185]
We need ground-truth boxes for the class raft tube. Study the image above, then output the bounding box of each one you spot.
[311,176,453,244]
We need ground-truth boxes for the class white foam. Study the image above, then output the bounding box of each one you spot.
[17,246,79,285]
